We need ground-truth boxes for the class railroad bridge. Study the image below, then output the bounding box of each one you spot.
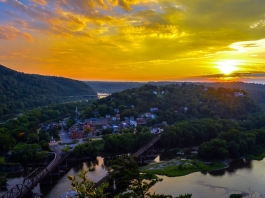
[1,134,161,198]
[1,147,71,198]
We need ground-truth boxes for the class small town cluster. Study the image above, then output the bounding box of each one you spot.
[40,106,164,142]
[67,106,163,139]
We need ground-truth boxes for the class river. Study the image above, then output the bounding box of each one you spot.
[2,157,265,197]
[150,158,265,198]
[0,157,109,197]
[37,157,109,197]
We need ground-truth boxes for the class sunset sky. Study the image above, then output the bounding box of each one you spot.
[1,0,265,82]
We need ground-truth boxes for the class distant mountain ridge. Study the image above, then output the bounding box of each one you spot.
[85,81,265,105]
[84,81,174,93]
[0,65,96,119]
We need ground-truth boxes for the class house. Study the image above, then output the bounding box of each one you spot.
[112,117,117,121]
[114,109,119,113]
[145,112,152,118]
[136,118,147,125]
[83,124,91,131]
[84,125,96,137]
[86,132,93,138]
[234,92,244,97]
[112,125,119,132]
[129,116,135,121]
[151,128,158,134]
[105,114,111,119]
[116,114,120,121]
[71,130,84,139]
[161,91,165,94]
[120,121,128,129]
[102,124,110,130]
[131,105,135,108]
[151,127,163,134]
[130,120,137,127]
[150,107,158,112]
[85,118,108,125]
[153,91,157,95]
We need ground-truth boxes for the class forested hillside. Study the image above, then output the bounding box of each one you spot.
[197,82,265,105]
[84,83,257,124]
[0,65,96,119]
[86,81,265,106]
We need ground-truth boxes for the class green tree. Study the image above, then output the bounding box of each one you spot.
[27,134,39,144]
[39,140,50,151]
[101,128,113,135]
[228,141,240,158]
[0,173,7,187]
[0,157,4,164]
[68,170,108,198]
[84,128,92,136]
[110,155,192,198]
[0,134,16,156]
[161,127,181,148]
[38,130,50,142]
[9,143,47,163]
[73,141,103,158]
[198,139,229,160]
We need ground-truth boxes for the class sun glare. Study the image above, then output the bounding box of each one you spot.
[216,60,240,75]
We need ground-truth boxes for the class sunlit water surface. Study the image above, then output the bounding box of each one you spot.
[2,157,265,198]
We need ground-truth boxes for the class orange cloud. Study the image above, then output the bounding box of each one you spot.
[30,0,47,5]
[0,25,33,42]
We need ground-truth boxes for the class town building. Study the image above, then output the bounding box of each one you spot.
[85,118,108,125]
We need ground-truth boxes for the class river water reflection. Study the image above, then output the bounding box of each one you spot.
[40,157,265,198]
[2,157,265,197]
[150,158,265,198]
[38,157,109,198]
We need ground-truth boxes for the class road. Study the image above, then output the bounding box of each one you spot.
[59,128,72,143]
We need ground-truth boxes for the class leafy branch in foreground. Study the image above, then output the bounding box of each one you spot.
[110,155,192,198]
[67,155,191,198]
[67,170,108,198]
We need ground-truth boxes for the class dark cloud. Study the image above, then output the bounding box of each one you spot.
[195,72,265,79]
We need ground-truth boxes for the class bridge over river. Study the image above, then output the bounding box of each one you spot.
[94,134,161,188]
[1,134,160,197]
[1,146,71,198]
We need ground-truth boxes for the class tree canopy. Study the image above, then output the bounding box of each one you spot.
[0,64,96,119]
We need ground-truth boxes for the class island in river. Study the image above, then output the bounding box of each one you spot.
[140,158,226,177]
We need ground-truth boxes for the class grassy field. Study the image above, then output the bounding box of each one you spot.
[140,158,226,177]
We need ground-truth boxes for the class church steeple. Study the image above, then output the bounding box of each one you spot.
[75,106,78,119]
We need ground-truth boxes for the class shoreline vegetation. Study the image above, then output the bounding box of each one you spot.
[245,149,265,161]
[140,158,227,177]
[139,149,265,178]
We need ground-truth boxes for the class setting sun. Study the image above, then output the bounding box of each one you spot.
[216,60,240,75]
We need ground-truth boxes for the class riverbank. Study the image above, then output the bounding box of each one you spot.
[140,158,226,177]
[245,149,265,160]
